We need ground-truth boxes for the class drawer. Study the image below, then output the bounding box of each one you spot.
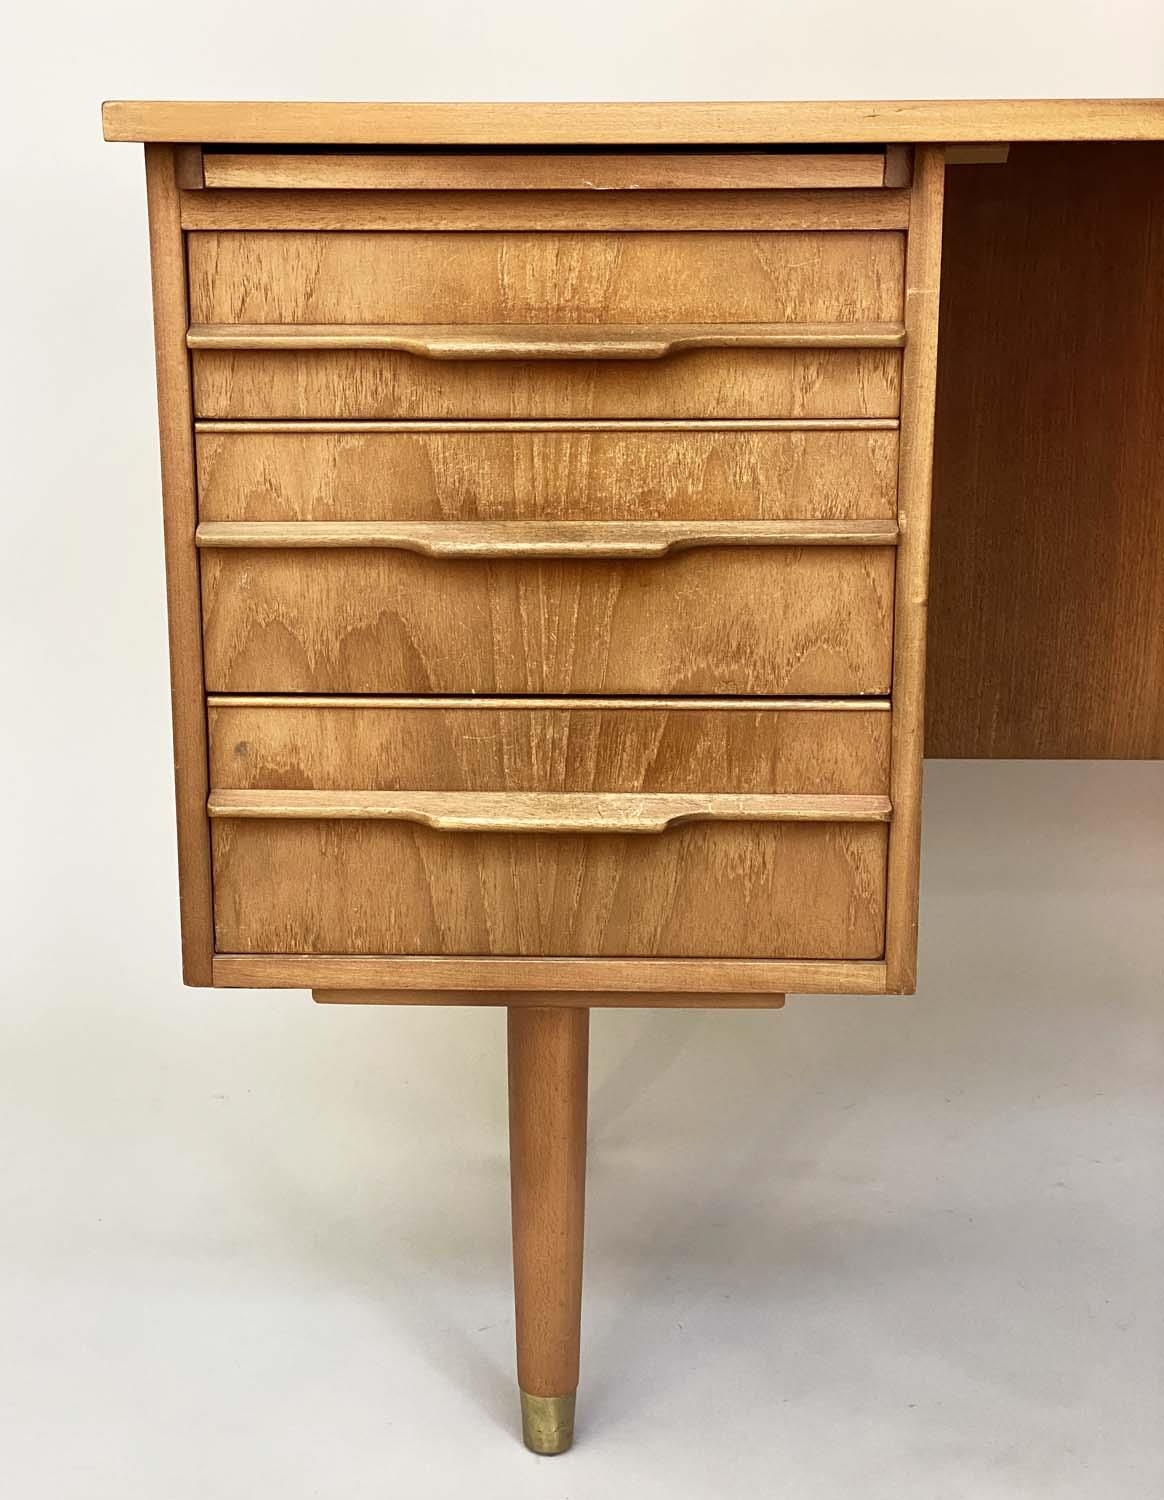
[187,231,905,324]
[196,425,900,523]
[210,819,888,958]
[198,536,896,695]
[207,700,891,959]
[207,698,893,795]
[191,346,901,421]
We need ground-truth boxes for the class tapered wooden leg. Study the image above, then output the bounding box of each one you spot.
[507,1004,589,1454]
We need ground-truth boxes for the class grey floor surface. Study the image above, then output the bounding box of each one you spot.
[2,761,1161,1498]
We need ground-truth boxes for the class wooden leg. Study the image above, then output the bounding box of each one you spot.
[507,1004,589,1454]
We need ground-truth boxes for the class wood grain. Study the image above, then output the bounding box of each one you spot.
[203,150,887,192]
[885,147,945,993]
[928,142,1164,758]
[209,818,888,958]
[213,954,887,993]
[207,699,892,796]
[102,98,1164,145]
[199,545,896,695]
[191,347,902,420]
[180,188,912,232]
[195,426,900,523]
[508,1006,588,1404]
[143,146,214,987]
[186,231,905,324]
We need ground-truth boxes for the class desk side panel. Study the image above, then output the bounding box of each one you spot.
[144,144,215,984]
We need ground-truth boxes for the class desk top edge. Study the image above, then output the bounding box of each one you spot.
[102,98,1164,145]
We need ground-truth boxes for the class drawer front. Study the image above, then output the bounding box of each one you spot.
[187,231,905,324]
[207,700,892,794]
[196,426,899,523]
[208,700,890,960]
[210,819,887,959]
[199,545,895,695]
[192,347,901,420]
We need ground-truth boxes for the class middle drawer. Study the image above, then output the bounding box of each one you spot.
[195,425,900,522]
[198,536,896,695]
[186,230,906,324]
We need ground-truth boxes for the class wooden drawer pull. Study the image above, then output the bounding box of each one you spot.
[195,518,900,556]
[186,321,907,359]
[208,790,893,834]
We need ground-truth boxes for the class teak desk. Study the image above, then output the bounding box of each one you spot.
[103,99,1164,1454]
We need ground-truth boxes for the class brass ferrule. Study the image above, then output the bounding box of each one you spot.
[519,1391,576,1454]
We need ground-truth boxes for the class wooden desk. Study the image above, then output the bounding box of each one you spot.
[103,99,1164,1452]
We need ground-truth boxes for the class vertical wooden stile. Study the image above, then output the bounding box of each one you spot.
[885,145,946,991]
[144,144,214,984]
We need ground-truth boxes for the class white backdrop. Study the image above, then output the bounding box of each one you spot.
[2,6,1163,1498]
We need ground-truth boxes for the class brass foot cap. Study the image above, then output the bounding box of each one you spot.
[519,1390,576,1454]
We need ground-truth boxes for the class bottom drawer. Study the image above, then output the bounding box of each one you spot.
[211,818,887,958]
[207,698,891,960]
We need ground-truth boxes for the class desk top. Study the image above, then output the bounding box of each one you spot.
[102,99,1164,145]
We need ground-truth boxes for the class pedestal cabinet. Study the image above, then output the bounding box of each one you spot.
[105,102,948,1452]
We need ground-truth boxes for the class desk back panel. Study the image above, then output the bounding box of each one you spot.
[928,142,1164,758]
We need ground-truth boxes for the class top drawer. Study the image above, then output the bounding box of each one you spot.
[186,231,905,325]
